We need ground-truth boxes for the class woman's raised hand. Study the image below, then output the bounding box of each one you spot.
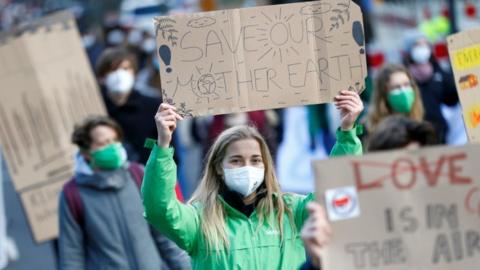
[334,90,364,131]
[155,103,183,148]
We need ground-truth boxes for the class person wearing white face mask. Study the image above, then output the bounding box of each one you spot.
[141,91,364,269]
[403,31,460,144]
[95,47,161,164]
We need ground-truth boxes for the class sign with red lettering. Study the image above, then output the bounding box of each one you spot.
[313,144,480,269]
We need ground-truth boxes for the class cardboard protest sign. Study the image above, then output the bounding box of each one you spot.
[447,28,480,142]
[155,0,367,117]
[0,11,106,242]
[0,11,106,191]
[313,144,480,269]
[20,179,68,243]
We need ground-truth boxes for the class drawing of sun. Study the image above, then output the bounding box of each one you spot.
[256,7,300,63]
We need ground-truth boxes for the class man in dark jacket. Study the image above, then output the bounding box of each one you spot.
[95,47,160,164]
[58,116,190,270]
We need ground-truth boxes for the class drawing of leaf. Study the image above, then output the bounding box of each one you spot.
[156,18,176,24]
[328,0,351,32]
[178,103,194,117]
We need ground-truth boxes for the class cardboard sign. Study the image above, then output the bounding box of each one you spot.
[313,144,480,269]
[448,28,480,142]
[0,11,106,242]
[0,11,106,191]
[155,0,367,117]
[20,179,68,243]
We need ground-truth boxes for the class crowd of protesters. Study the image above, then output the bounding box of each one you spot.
[0,0,471,269]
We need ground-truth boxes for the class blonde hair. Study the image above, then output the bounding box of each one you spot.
[368,64,424,132]
[188,125,294,251]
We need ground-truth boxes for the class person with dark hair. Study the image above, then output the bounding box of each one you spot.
[58,116,190,270]
[96,47,161,164]
[367,115,437,152]
[402,31,459,144]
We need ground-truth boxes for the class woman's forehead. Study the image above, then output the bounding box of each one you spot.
[224,138,261,157]
[389,72,409,85]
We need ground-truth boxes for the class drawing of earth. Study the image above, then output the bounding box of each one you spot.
[300,2,332,15]
[197,74,217,94]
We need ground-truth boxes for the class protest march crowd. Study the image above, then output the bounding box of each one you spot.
[0,0,477,269]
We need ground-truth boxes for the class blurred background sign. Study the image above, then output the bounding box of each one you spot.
[0,11,106,242]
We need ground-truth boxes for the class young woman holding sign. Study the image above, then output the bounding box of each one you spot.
[141,90,363,269]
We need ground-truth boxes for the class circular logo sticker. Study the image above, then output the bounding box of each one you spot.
[331,190,357,217]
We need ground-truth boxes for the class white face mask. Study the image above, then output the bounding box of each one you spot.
[105,69,135,94]
[223,166,265,197]
[82,34,96,49]
[411,45,431,64]
[107,29,125,46]
[141,38,157,53]
[127,30,143,46]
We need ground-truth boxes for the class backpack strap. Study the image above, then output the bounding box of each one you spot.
[63,179,84,227]
[127,162,144,189]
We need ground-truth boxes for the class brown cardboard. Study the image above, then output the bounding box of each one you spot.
[0,11,106,191]
[20,179,68,243]
[0,11,106,242]
[447,28,480,142]
[312,144,480,269]
[155,0,367,117]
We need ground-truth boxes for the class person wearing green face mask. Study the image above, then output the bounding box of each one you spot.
[58,116,191,270]
[89,142,127,170]
[367,64,425,135]
[387,85,415,114]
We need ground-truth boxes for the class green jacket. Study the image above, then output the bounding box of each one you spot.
[142,127,362,269]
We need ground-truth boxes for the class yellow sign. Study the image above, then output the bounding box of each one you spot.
[453,44,480,70]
